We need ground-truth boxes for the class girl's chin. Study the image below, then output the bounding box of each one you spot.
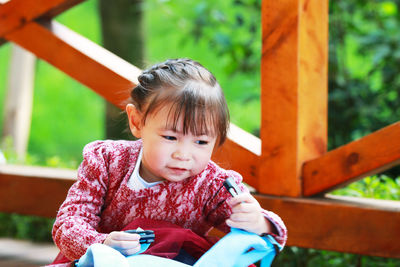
[145,169,194,183]
[163,176,188,183]
[162,173,192,183]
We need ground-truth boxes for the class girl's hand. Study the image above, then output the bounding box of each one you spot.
[103,231,141,256]
[226,193,273,235]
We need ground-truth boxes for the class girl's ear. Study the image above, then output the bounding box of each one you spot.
[126,104,142,138]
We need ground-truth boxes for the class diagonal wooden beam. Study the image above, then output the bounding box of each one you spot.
[0,0,84,38]
[4,20,141,109]
[256,194,400,258]
[302,121,400,196]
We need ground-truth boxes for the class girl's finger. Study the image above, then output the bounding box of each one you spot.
[111,231,141,241]
[229,211,258,222]
[230,202,253,213]
[227,193,256,206]
[111,240,141,250]
[229,213,247,222]
[226,218,265,234]
[226,218,251,230]
[121,244,141,256]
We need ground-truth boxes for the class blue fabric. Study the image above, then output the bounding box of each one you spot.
[76,243,129,267]
[194,228,280,267]
[76,228,280,267]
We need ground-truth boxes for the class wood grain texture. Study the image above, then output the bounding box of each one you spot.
[3,164,400,259]
[0,0,84,37]
[256,194,400,258]
[303,122,400,196]
[0,165,76,217]
[260,0,328,196]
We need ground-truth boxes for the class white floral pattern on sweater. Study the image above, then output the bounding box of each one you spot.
[52,140,287,260]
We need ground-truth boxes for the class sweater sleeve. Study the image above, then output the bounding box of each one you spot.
[204,168,287,249]
[261,210,287,249]
[52,141,110,260]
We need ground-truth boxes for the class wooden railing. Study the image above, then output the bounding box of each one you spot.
[0,0,399,259]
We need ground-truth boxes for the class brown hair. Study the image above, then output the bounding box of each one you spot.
[130,58,229,146]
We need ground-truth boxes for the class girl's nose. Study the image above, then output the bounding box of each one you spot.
[172,149,190,161]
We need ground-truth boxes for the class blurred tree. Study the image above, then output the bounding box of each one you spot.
[171,0,261,76]
[99,0,145,140]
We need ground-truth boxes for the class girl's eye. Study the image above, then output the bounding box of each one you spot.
[195,140,209,145]
[162,135,176,141]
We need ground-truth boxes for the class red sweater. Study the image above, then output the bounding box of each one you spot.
[52,140,287,260]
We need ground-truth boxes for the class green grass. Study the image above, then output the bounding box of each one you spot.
[0,43,11,136]
[1,1,105,165]
[332,175,400,200]
[28,62,104,165]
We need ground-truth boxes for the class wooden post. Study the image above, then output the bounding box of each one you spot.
[2,44,36,161]
[259,0,328,196]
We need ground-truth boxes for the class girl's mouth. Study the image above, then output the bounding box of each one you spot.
[168,167,187,174]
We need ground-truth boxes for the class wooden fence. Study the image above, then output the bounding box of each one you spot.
[0,0,399,258]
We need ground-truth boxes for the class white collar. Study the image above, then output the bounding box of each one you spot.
[128,148,162,189]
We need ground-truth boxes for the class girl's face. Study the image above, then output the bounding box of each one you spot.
[127,104,217,183]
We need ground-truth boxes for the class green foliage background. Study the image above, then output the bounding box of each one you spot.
[329,1,400,149]
[0,0,399,265]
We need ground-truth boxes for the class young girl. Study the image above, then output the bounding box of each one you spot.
[52,58,287,261]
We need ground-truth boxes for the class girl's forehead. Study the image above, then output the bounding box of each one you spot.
[149,109,215,136]
[144,97,220,136]
[163,115,216,136]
